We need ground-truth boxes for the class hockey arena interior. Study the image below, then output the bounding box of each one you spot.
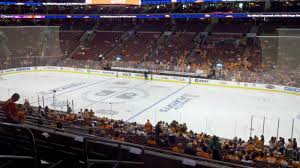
[0,0,300,168]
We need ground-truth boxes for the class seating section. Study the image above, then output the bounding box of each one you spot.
[149,32,195,71]
[0,18,297,86]
[1,103,300,168]
[72,32,122,60]
[212,21,251,33]
[60,31,84,57]
[107,32,161,63]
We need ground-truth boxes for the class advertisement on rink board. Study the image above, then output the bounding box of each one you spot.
[121,72,132,77]
[16,67,31,71]
[284,86,300,93]
[101,70,115,75]
[60,67,74,71]
[151,75,189,82]
[44,66,58,70]
[193,78,209,83]
[74,68,87,73]
[4,68,16,73]
[265,84,275,89]
[2,66,298,95]
[134,73,144,78]
[88,69,102,73]
[118,72,145,78]
[172,76,186,82]
[152,75,172,81]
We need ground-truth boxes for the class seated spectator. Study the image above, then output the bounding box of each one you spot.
[255,152,266,162]
[144,119,153,134]
[269,136,277,153]
[171,143,184,153]
[293,138,298,150]
[44,106,49,114]
[2,93,25,124]
[208,136,221,160]
[134,128,146,136]
[286,139,294,150]
[105,122,113,130]
[36,105,46,118]
[196,147,211,159]
[88,109,94,117]
[67,105,72,114]
[23,99,30,114]
[113,131,125,142]
[65,114,76,121]
[247,141,255,152]
[266,153,277,164]
[168,128,176,144]
[146,136,157,146]
[292,161,300,168]
[184,143,196,155]
[278,137,286,154]
[155,121,162,140]
[276,155,288,167]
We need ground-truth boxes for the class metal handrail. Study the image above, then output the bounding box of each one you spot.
[1,111,253,168]
[0,121,38,168]
[84,136,253,168]
[24,116,253,168]
[84,136,145,168]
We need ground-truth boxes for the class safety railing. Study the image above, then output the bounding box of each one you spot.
[84,137,145,168]
[0,120,38,168]
[20,114,254,168]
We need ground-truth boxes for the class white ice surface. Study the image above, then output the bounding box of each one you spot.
[0,72,299,143]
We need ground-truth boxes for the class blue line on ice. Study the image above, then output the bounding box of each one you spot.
[32,78,113,104]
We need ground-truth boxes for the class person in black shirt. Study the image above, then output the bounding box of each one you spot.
[144,71,148,80]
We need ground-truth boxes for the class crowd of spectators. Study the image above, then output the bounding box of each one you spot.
[106,32,160,63]
[2,96,300,168]
[72,31,122,60]
[0,18,298,87]
[33,109,300,167]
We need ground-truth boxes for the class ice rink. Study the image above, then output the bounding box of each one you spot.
[0,71,300,143]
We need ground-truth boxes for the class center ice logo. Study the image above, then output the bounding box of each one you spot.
[82,87,148,104]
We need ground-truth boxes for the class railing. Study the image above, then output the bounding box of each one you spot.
[84,137,145,168]
[21,114,254,168]
[1,108,252,168]
[0,120,38,168]
[3,107,299,167]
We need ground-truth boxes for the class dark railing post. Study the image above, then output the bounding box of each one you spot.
[250,115,253,138]
[38,95,40,107]
[262,116,265,136]
[0,121,38,168]
[42,96,45,108]
[234,120,237,137]
[84,138,89,168]
[276,118,280,140]
[291,118,294,139]
[72,100,74,113]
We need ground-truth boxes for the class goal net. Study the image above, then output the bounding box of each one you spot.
[0,26,61,69]
[258,29,300,87]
